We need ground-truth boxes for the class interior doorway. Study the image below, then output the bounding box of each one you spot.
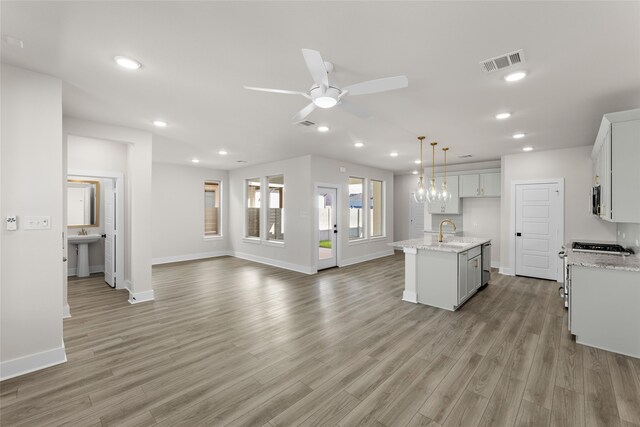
[317,186,338,270]
[66,170,124,289]
[514,180,564,281]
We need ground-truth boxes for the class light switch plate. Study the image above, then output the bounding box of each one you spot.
[23,216,51,230]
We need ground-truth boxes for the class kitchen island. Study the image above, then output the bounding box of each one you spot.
[391,235,491,311]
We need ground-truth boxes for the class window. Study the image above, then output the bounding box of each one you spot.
[349,177,364,240]
[246,178,260,238]
[204,181,220,236]
[267,175,284,241]
[370,179,384,237]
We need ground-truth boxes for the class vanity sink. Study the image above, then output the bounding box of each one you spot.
[68,234,101,277]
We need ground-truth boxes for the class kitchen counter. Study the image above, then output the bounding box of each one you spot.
[566,244,640,272]
[390,235,491,254]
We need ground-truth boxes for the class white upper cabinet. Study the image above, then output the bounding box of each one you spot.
[459,174,479,197]
[428,175,460,214]
[592,109,640,223]
[459,172,501,198]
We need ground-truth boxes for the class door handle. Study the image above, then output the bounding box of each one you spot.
[516,232,522,237]
[63,257,67,262]
[101,234,107,238]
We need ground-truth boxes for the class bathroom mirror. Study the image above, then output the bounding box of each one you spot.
[67,179,100,227]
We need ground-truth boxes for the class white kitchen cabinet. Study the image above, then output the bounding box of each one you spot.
[459,174,479,197]
[427,175,460,214]
[457,250,468,303]
[570,265,640,358]
[467,255,482,296]
[592,109,640,222]
[459,172,501,198]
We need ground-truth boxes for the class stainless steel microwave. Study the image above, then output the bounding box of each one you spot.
[592,185,601,216]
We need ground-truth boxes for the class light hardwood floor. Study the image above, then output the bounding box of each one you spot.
[1,252,639,426]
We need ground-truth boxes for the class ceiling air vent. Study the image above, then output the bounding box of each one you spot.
[297,120,316,127]
[479,49,525,73]
[458,154,473,158]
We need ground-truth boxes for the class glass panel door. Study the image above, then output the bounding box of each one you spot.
[318,187,337,270]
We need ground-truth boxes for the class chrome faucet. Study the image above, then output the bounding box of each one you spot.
[438,219,456,242]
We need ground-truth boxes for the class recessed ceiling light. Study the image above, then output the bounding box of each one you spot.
[191,158,200,163]
[513,132,526,139]
[504,71,526,82]
[522,146,533,152]
[218,150,228,155]
[414,159,422,164]
[412,170,419,175]
[354,142,364,147]
[390,152,399,157]
[495,112,511,120]
[317,125,330,132]
[114,56,141,70]
[153,120,167,127]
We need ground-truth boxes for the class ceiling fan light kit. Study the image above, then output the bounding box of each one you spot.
[244,48,408,123]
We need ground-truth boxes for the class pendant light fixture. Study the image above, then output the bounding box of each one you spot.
[439,147,452,202]
[426,142,439,203]
[413,136,428,203]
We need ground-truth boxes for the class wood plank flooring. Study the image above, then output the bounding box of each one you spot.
[1,252,639,426]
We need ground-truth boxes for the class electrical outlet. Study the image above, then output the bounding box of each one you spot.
[6,215,17,231]
[23,216,51,230]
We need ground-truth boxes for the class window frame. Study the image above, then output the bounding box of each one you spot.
[369,178,385,239]
[266,175,285,243]
[348,176,367,242]
[203,179,223,240]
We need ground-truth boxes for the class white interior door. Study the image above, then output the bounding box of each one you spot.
[318,187,338,270]
[515,182,561,280]
[409,194,425,239]
[103,178,116,287]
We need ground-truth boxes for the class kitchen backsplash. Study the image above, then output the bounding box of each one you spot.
[431,214,463,232]
[617,223,640,253]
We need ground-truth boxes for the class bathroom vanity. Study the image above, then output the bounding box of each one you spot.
[391,235,491,311]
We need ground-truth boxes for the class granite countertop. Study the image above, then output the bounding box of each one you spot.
[566,244,640,272]
[390,234,491,253]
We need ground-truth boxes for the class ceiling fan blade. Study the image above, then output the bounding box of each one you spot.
[342,75,408,96]
[292,102,317,123]
[244,86,307,96]
[338,99,370,119]
[301,48,329,88]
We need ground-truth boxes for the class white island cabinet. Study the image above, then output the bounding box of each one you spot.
[391,235,490,311]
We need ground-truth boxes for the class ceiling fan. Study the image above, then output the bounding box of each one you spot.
[244,49,408,123]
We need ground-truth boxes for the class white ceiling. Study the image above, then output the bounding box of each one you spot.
[2,1,639,173]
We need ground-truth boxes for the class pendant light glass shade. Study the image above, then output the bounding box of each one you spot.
[413,136,428,203]
[439,147,452,202]
[425,142,439,203]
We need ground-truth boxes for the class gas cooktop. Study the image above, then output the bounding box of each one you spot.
[572,242,635,256]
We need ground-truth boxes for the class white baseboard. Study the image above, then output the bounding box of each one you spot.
[0,345,67,381]
[402,291,418,303]
[491,261,500,269]
[499,266,515,276]
[152,250,231,265]
[67,264,104,277]
[63,304,71,319]
[339,249,394,267]
[231,251,315,275]
[124,280,155,304]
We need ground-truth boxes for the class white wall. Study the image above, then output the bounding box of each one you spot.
[617,223,640,253]
[152,163,229,263]
[66,135,129,276]
[311,156,394,267]
[64,118,154,303]
[1,65,66,379]
[500,146,617,274]
[228,156,313,273]
[462,197,501,267]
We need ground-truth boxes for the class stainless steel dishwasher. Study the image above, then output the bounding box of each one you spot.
[482,242,491,285]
